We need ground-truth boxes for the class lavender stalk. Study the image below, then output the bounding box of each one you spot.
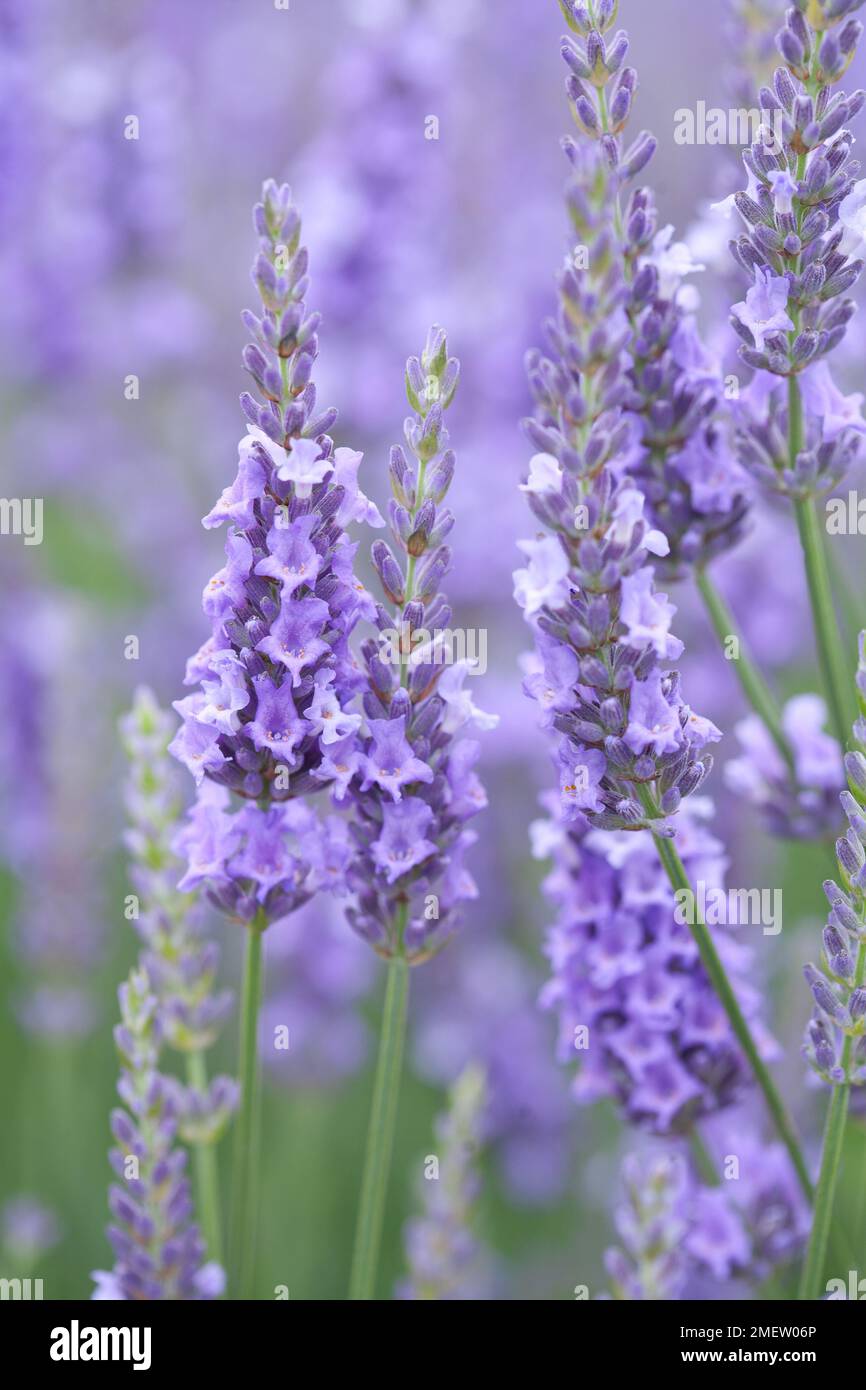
[171,178,378,1295]
[521,0,812,1197]
[609,0,851,827]
[347,327,494,1298]
[228,914,264,1300]
[92,967,223,1300]
[121,689,237,1271]
[730,0,866,749]
[800,630,866,1298]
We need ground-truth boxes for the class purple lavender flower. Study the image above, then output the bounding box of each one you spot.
[170,181,382,933]
[603,1150,692,1300]
[548,7,837,856]
[726,692,843,838]
[518,14,720,840]
[121,689,238,1145]
[803,631,866,1089]
[729,1,866,498]
[581,0,855,847]
[604,1129,807,1299]
[608,194,751,578]
[524,0,816,1218]
[345,328,495,963]
[537,800,776,1132]
[709,1127,811,1277]
[174,781,346,928]
[94,968,223,1301]
[398,1065,494,1301]
[171,179,378,814]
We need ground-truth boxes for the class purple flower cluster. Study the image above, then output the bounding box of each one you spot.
[602,177,750,577]
[726,692,843,838]
[603,1150,692,1299]
[713,1128,810,1277]
[121,689,237,1142]
[171,178,375,801]
[93,967,222,1301]
[803,631,866,1088]
[95,690,241,1301]
[731,0,866,497]
[517,7,721,839]
[537,801,775,1132]
[171,179,379,926]
[175,782,352,929]
[345,328,495,962]
[557,9,851,857]
[604,1131,807,1300]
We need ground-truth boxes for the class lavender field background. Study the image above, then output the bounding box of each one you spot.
[2,0,866,1302]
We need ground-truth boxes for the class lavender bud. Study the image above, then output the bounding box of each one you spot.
[372,541,406,605]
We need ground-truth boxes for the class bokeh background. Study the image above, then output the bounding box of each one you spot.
[2,0,866,1300]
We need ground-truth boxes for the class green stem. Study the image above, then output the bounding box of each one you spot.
[696,569,795,774]
[824,528,860,660]
[228,918,264,1299]
[689,1128,720,1188]
[799,1086,849,1301]
[348,952,410,1300]
[799,940,866,1300]
[789,377,855,751]
[185,1048,224,1270]
[639,789,814,1204]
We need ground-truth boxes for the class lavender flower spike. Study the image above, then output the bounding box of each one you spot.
[538,800,777,1133]
[563,1,841,841]
[347,327,495,964]
[518,0,812,1201]
[604,1151,691,1301]
[800,629,866,1298]
[604,1136,805,1300]
[519,9,719,841]
[169,179,377,1297]
[399,1065,492,1301]
[729,0,865,750]
[803,634,866,1090]
[93,967,223,1301]
[348,332,494,1301]
[171,178,378,813]
[121,688,238,1263]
